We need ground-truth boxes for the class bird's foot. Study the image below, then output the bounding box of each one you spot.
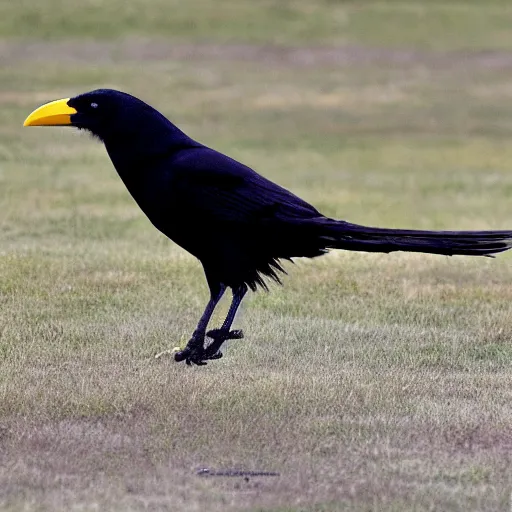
[203,329,244,359]
[174,329,244,366]
[174,335,208,366]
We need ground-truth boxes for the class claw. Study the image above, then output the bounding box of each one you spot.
[200,328,244,361]
[186,355,207,366]
[174,335,206,365]
[174,346,208,366]
[174,330,242,366]
[174,341,218,366]
[174,348,190,363]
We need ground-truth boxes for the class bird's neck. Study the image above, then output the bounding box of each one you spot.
[104,120,198,167]
[103,138,202,214]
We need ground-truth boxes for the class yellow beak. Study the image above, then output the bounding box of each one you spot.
[23,98,77,127]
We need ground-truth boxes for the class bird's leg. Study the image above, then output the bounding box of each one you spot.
[174,284,226,366]
[204,286,247,359]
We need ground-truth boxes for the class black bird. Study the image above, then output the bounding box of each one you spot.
[24,89,512,365]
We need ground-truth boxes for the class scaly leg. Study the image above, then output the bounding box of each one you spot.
[204,285,248,359]
[174,283,226,366]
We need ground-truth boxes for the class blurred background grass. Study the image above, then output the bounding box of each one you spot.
[2,0,512,49]
[2,1,512,511]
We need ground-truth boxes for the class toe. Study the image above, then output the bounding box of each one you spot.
[174,349,190,362]
[206,328,244,341]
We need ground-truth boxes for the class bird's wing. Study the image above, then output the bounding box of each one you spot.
[169,148,322,225]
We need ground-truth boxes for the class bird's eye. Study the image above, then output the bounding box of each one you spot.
[90,102,98,109]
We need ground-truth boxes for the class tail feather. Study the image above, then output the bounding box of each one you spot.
[316,219,512,257]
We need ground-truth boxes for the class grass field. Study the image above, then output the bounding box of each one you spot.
[2,1,512,510]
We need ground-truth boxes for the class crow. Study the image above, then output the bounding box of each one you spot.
[24,89,512,365]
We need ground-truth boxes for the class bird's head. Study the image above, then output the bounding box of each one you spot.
[23,89,183,148]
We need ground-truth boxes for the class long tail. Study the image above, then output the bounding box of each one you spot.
[315,218,512,257]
